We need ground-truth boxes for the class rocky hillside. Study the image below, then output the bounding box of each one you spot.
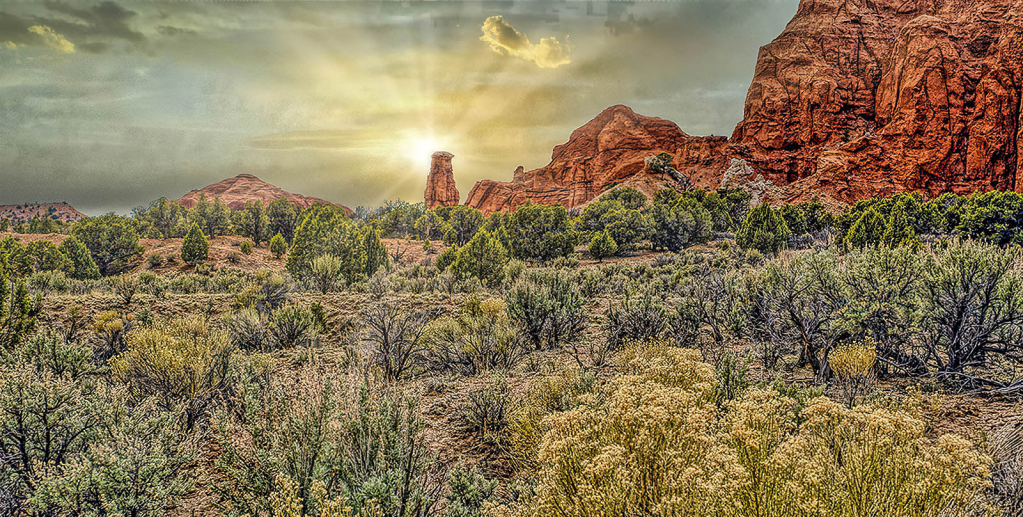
[178,174,351,213]
[463,105,729,213]
[454,0,1023,212]
[0,202,86,223]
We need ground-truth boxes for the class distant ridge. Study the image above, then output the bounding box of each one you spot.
[0,202,86,223]
[177,174,351,213]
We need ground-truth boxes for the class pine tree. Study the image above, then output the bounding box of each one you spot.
[843,208,885,250]
[881,206,919,248]
[269,233,288,259]
[362,227,389,277]
[736,203,791,256]
[452,230,508,286]
[589,230,618,262]
[181,223,209,265]
[58,236,100,280]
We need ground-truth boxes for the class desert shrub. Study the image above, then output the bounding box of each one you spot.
[212,370,442,517]
[25,269,70,294]
[227,250,242,264]
[779,203,807,236]
[93,310,130,360]
[269,232,288,259]
[505,269,586,351]
[148,252,166,268]
[182,222,210,265]
[236,201,270,245]
[111,317,233,430]
[310,254,343,293]
[71,214,144,275]
[736,203,791,256]
[57,235,101,280]
[451,229,508,287]
[504,202,577,263]
[444,466,498,517]
[918,240,1023,388]
[362,303,431,382]
[507,368,597,468]
[0,257,40,352]
[112,273,141,308]
[603,293,665,352]
[362,226,389,277]
[267,304,318,349]
[588,230,617,261]
[13,329,97,379]
[0,364,192,516]
[987,422,1023,515]
[240,240,254,255]
[829,339,877,407]
[225,308,268,351]
[509,342,993,517]
[422,296,523,375]
[460,377,509,446]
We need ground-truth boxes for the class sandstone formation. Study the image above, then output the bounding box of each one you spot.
[453,0,1023,212]
[178,174,351,213]
[730,0,1023,204]
[0,202,86,223]
[464,105,729,213]
[424,152,459,209]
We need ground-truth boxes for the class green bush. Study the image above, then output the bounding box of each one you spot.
[181,222,210,265]
[505,202,577,262]
[71,214,144,275]
[736,203,791,256]
[267,304,318,349]
[286,205,365,282]
[451,229,508,287]
[505,269,586,350]
[240,240,254,255]
[269,232,288,259]
[422,296,522,375]
[111,317,232,430]
[648,190,713,251]
[588,230,618,261]
[843,207,885,249]
[0,256,39,352]
[212,371,441,517]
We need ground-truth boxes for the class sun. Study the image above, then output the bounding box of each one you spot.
[407,134,446,170]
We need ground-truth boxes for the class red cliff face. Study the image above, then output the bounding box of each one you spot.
[731,0,1023,204]
[178,174,351,213]
[453,0,1023,212]
[424,152,459,209]
[464,105,729,213]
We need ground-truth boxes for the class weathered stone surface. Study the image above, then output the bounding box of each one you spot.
[731,0,1023,204]
[424,151,459,209]
[463,105,729,213]
[454,0,1023,211]
[178,174,349,213]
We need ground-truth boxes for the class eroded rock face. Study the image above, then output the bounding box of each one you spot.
[731,0,1023,204]
[424,152,459,209]
[453,0,1023,211]
[178,174,350,213]
[463,105,729,213]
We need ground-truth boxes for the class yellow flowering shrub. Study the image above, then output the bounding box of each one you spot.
[508,342,994,517]
[830,339,877,407]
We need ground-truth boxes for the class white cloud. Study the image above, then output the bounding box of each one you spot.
[479,16,570,69]
[28,25,75,53]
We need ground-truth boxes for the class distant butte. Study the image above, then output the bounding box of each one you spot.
[424,152,459,209]
[444,0,1023,213]
[177,174,351,213]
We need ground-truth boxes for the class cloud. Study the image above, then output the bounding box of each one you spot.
[0,1,144,54]
[479,15,570,69]
[28,25,75,53]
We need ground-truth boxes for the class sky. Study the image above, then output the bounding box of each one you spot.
[0,0,799,215]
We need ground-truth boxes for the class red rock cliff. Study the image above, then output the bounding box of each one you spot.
[424,152,459,209]
[464,105,729,213]
[730,0,1023,203]
[456,0,1023,212]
